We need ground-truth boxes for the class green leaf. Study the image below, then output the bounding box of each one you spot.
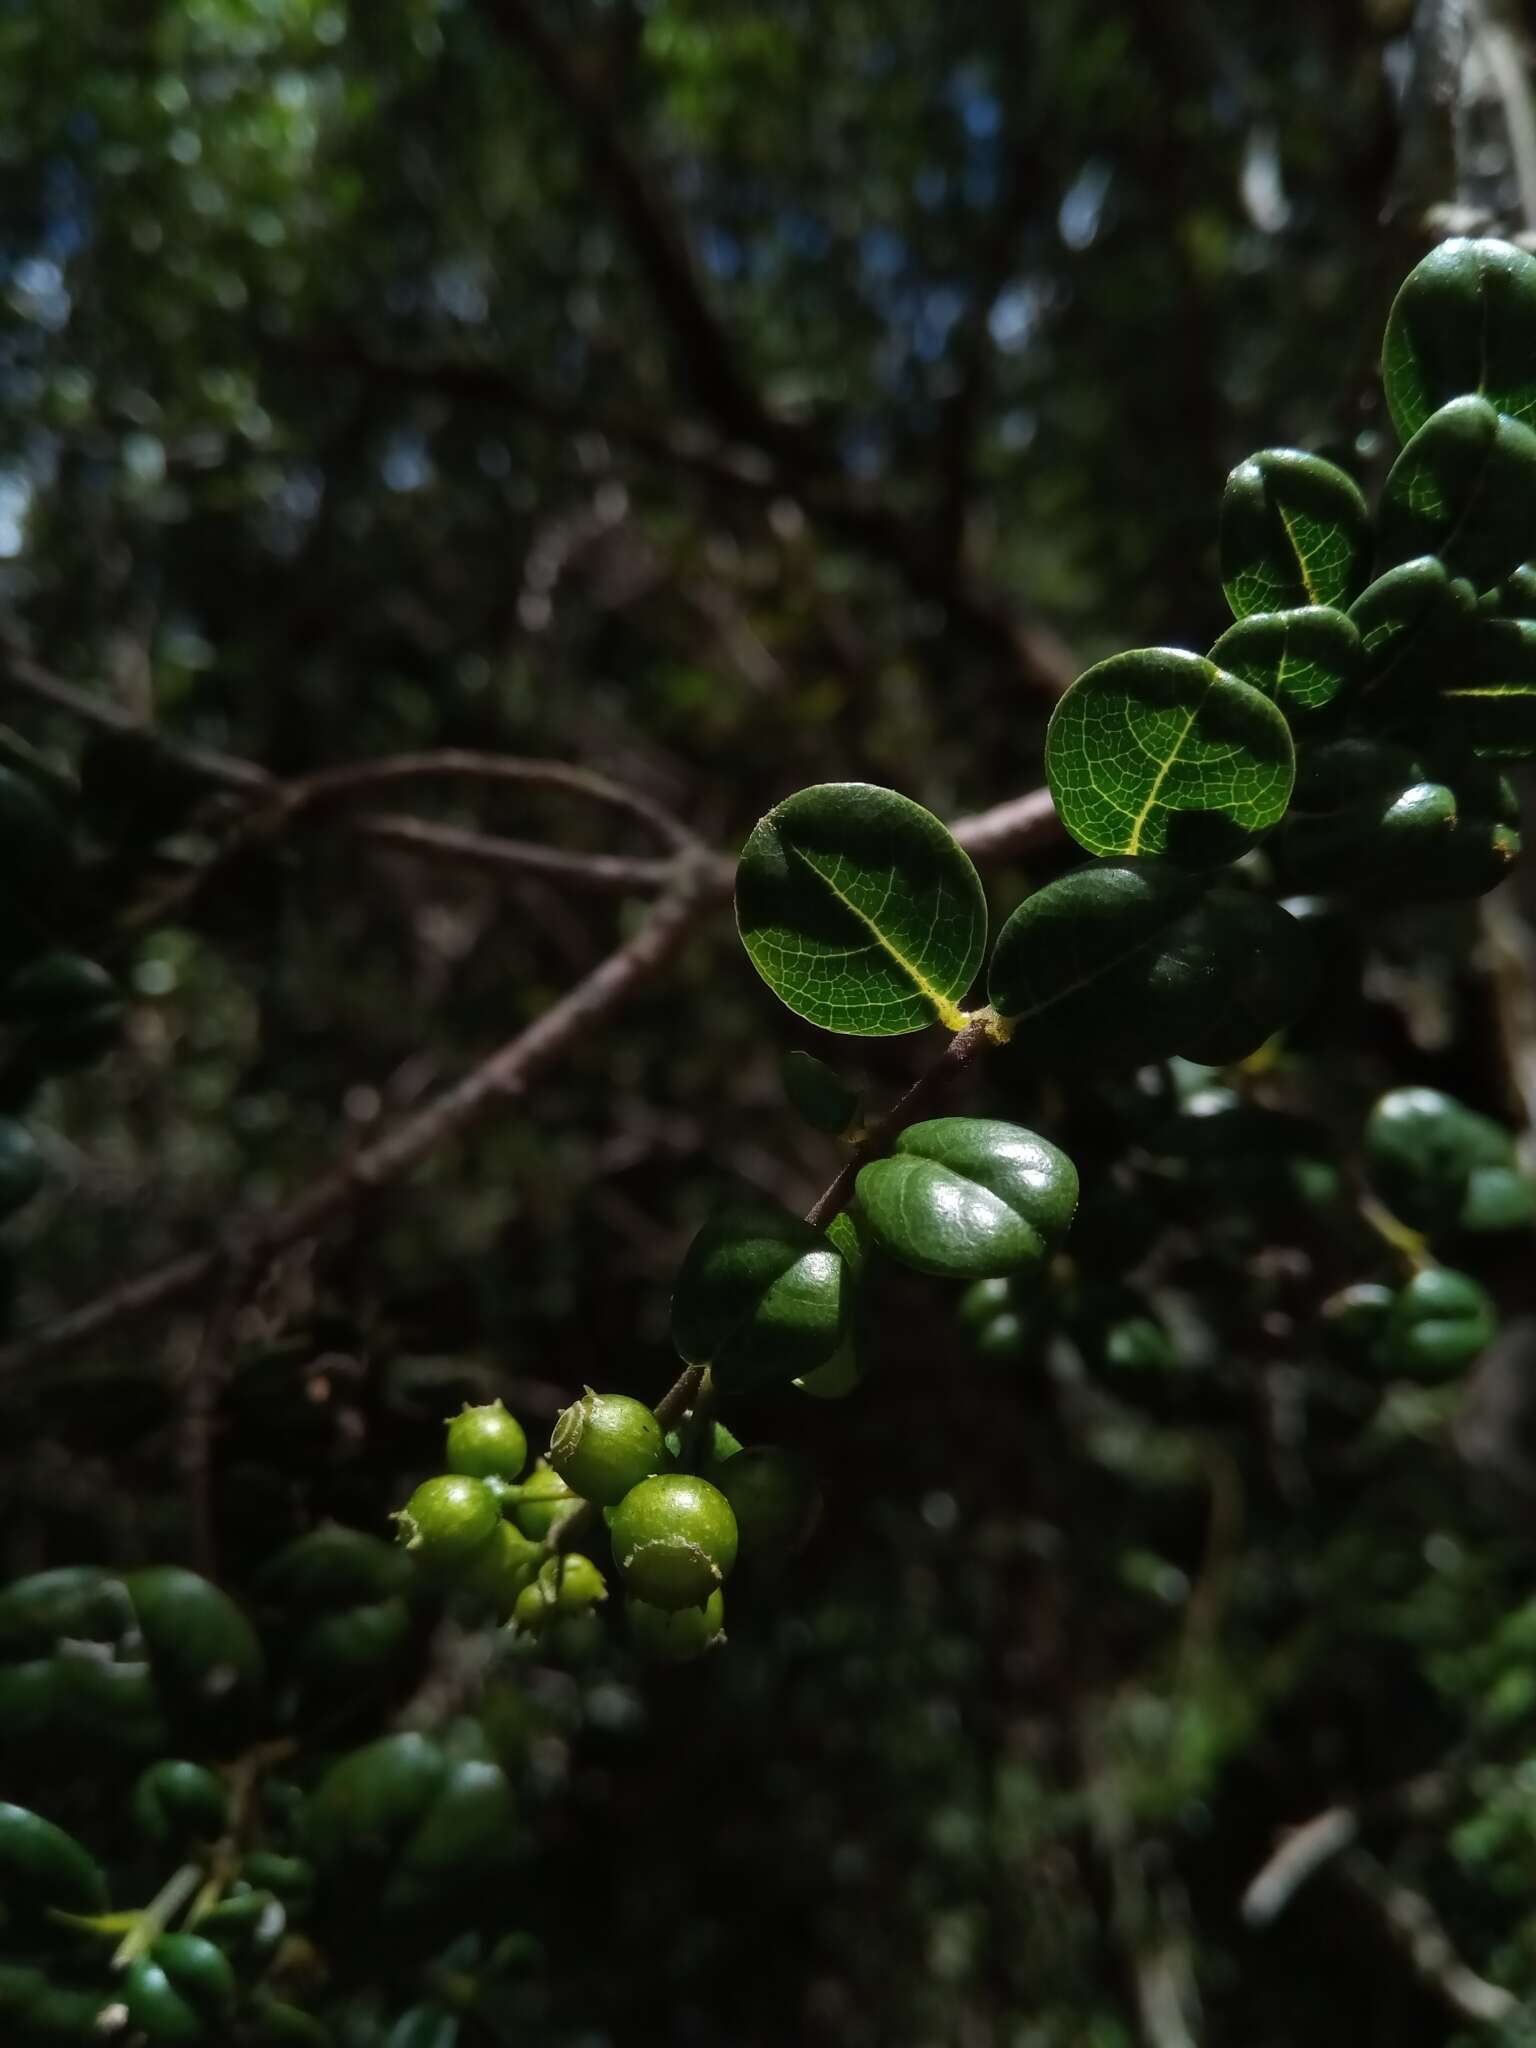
[855,1118,1078,1280]
[779,1050,860,1136]
[1208,606,1360,719]
[1348,555,1475,695]
[1380,1267,1497,1377]
[1382,236,1536,444]
[672,1202,850,1395]
[1276,756,1520,900]
[1045,648,1294,864]
[735,783,987,1036]
[1219,448,1370,617]
[1377,396,1536,592]
[1365,1086,1518,1234]
[1433,616,1536,758]
[988,860,1314,1066]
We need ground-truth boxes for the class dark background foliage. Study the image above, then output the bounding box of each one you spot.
[4,1,1536,2042]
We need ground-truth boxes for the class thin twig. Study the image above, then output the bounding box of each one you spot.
[288,750,698,850]
[0,870,716,1375]
[1241,1806,1360,1927]
[1340,1849,1517,2025]
[0,638,272,793]
[805,1016,994,1230]
[353,813,721,895]
[0,785,1060,1376]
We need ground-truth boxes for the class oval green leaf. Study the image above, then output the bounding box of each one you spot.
[672,1202,850,1395]
[735,783,987,1036]
[1434,615,1536,759]
[1208,607,1360,719]
[1348,555,1475,696]
[855,1118,1078,1280]
[1045,648,1295,864]
[988,861,1314,1066]
[1219,448,1370,618]
[1383,237,1536,444]
[1377,395,1536,592]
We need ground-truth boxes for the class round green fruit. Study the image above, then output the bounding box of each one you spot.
[510,1460,577,1540]
[394,1474,500,1567]
[444,1400,528,1484]
[627,1589,726,1661]
[609,1474,738,1611]
[714,1448,821,1569]
[514,1552,607,1631]
[462,1519,542,1613]
[549,1390,666,1506]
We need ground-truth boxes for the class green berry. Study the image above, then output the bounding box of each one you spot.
[510,1460,577,1540]
[549,1389,666,1506]
[714,1447,821,1569]
[393,1474,500,1567]
[462,1519,542,1613]
[627,1589,726,1661]
[514,1552,608,1633]
[609,1474,738,1610]
[444,1400,528,1483]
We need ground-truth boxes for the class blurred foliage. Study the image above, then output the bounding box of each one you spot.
[2,0,1536,2042]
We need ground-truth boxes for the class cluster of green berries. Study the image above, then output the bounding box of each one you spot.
[393,1394,821,1663]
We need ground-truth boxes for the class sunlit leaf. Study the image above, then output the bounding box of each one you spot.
[1208,606,1360,719]
[1045,647,1294,864]
[735,784,987,1036]
[1377,396,1536,592]
[1382,237,1536,443]
[1219,448,1370,618]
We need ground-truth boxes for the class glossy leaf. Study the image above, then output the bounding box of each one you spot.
[1366,1086,1518,1233]
[1382,237,1536,443]
[1219,448,1370,617]
[855,1118,1078,1279]
[1433,615,1536,759]
[1045,648,1294,864]
[988,860,1313,1066]
[1380,1267,1497,1377]
[1377,396,1536,592]
[672,1202,850,1394]
[1349,555,1476,695]
[1208,606,1360,719]
[735,783,986,1035]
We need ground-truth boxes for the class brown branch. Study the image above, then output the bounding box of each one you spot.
[0,782,1060,1376]
[950,784,1061,864]
[288,749,699,850]
[805,1016,995,1231]
[0,637,272,794]
[352,813,720,895]
[0,868,718,1376]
